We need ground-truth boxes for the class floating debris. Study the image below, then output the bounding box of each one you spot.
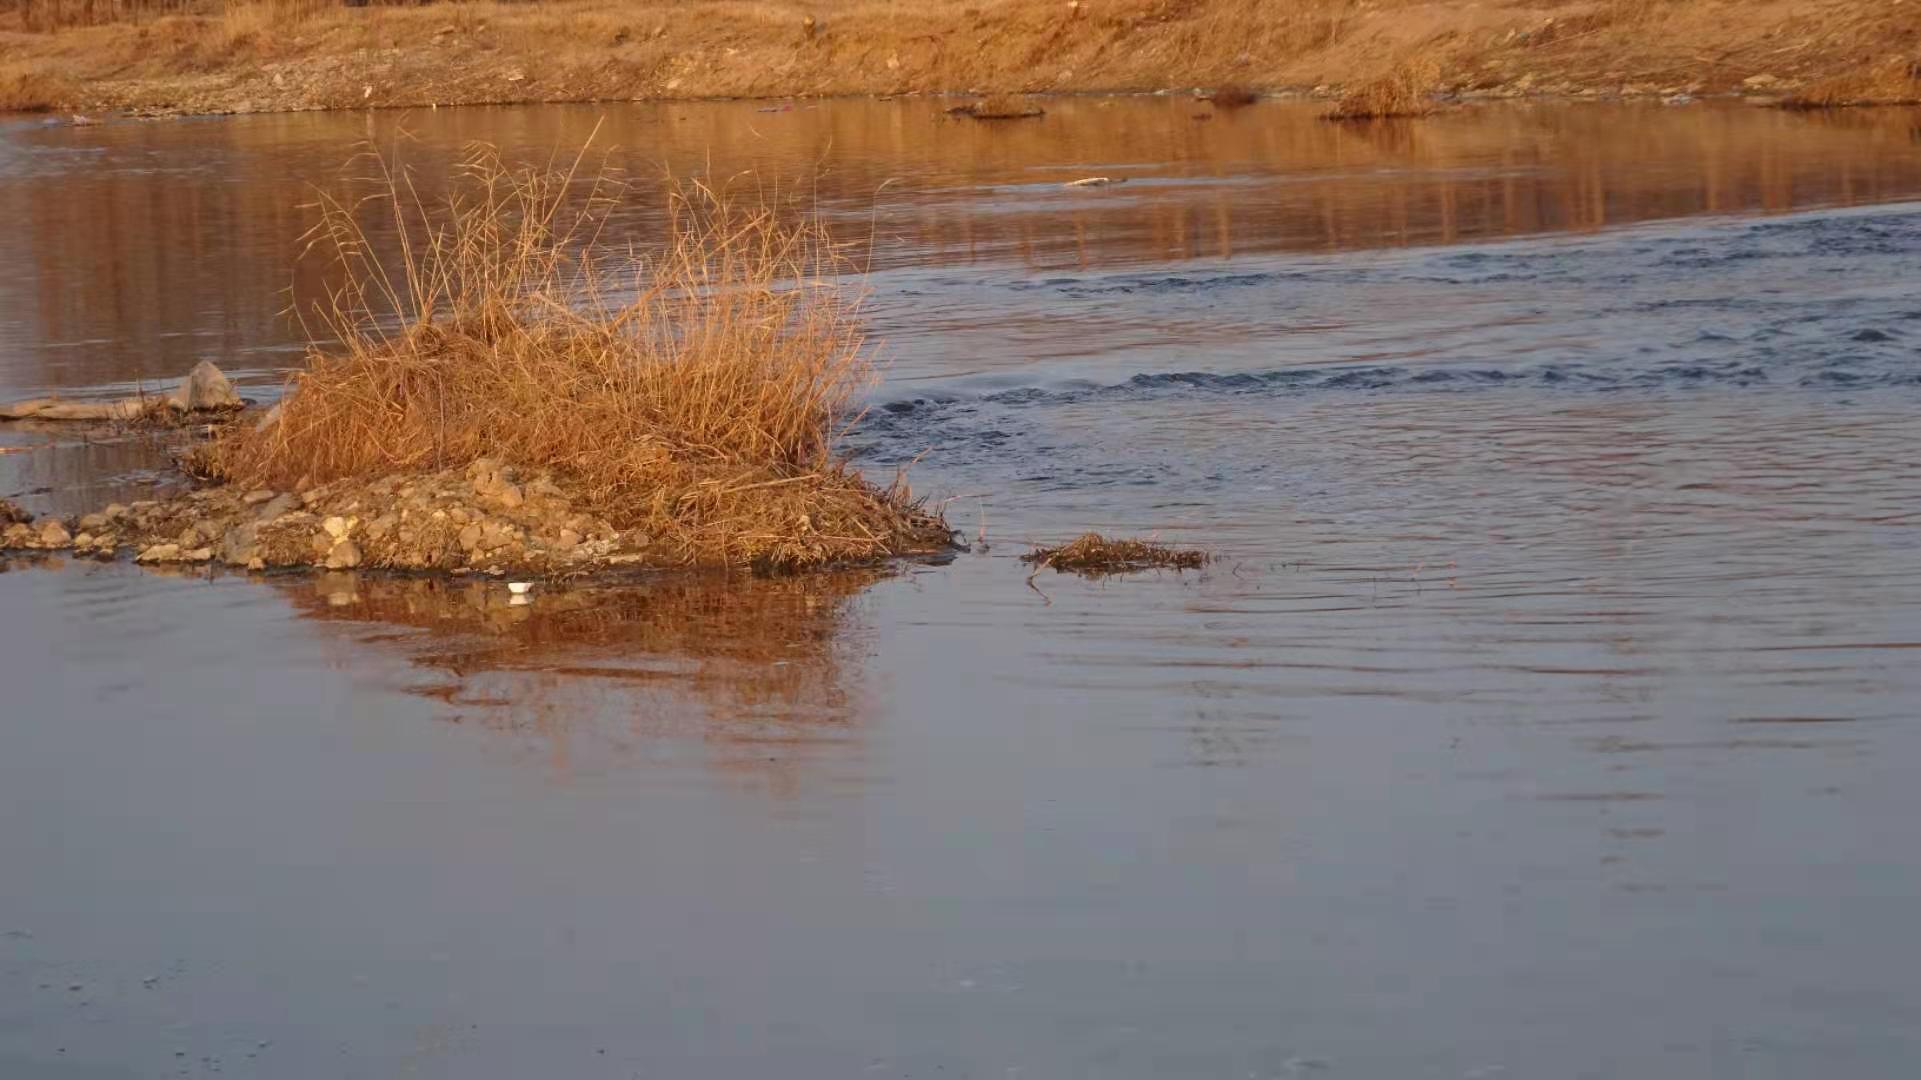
[948,95,1044,120]
[0,360,243,424]
[1200,85,1259,108]
[1022,532,1208,576]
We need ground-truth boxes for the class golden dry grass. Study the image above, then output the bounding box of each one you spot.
[3,0,194,32]
[1779,57,1921,109]
[1324,56,1441,121]
[196,143,948,571]
[1022,533,1208,575]
[0,61,76,111]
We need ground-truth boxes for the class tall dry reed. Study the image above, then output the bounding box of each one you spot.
[1323,55,1441,120]
[200,143,946,569]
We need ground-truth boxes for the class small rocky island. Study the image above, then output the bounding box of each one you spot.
[3,152,951,579]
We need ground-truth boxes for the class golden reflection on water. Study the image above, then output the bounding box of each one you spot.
[272,569,890,793]
[4,100,1920,394]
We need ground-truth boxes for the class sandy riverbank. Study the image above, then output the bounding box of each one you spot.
[1,0,1915,118]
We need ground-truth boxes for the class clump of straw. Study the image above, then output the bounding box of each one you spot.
[1323,56,1441,120]
[1022,533,1208,576]
[197,143,947,570]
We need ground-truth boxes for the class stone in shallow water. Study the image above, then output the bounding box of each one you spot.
[170,360,241,411]
[37,521,71,548]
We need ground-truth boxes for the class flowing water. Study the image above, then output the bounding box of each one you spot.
[3,99,1921,1078]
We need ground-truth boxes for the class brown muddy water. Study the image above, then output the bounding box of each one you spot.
[4,99,1921,1078]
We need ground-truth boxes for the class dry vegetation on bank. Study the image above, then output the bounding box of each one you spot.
[0,0,1916,116]
[1323,56,1441,120]
[187,144,948,571]
[1780,57,1921,109]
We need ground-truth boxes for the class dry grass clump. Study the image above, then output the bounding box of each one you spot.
[1323,56,1441,120]
[0,62,77,111]
[949,94,1045,119]
[1022,532,1208,575]
[196,143,948,571]
[1779,58,1921,109]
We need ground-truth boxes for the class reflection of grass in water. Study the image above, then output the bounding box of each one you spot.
[276,570,889,791]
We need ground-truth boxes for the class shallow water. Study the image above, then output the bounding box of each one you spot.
[3,99,1921,1078]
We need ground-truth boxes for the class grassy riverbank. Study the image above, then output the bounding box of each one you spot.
[0,0,1915,117]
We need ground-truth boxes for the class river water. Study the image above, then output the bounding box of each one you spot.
[3,99,1920,1078]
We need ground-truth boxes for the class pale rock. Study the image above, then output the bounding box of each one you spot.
[136,544,180,563]
[169,361,241,412]
[221,522,259,566]
[324,541,362,570]
[37,520,71,547]
[256,493,299,521]
[466,458,505,495]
